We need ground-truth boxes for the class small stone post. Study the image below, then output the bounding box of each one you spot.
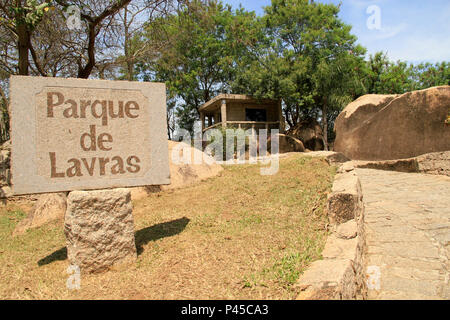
[200,111,205,132]
[64,188,137,273]
[221,99,227,128]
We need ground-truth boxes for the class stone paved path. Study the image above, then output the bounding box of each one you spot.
[356,169,450,300]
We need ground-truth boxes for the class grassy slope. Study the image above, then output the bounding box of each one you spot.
[0,155,336,299]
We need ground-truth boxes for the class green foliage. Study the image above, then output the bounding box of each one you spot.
[410,62,450,89]
[133,0,449,141]
[7,0,51,29]
[231,0,366,148]
[364,52,413,94]
[364,52,449,94]
[139,0,252,134]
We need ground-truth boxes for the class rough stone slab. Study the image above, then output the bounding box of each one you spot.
[416,151,450,176]
[64,188,137,273]
[13,192,67,236]
[10,75,170,195]
[322,235,358,260]
[297,228,367,300]
[296,259,356,300]
[351,151,450,177]
[337,161,355,173]
[300,151,349,165]
[327,171,363,225]
[336,220,358,239]
[325,152,350,165]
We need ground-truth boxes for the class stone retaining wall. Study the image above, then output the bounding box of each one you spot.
[296,162,367,300]
[352,151,450,177]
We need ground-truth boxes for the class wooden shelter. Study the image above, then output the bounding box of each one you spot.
[198,94,285,133]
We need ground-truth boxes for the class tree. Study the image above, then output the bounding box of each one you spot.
[310,53,365,149]
[411,62,450,89]
[0,70,8,141]
[0,0,175,142]
[233,0,366,149]
[139,0,253,133]
[364,52,414,94]
[116,0,175,81]
[0,0,52,75]
[363,52,449,94]
[0,1,176,79]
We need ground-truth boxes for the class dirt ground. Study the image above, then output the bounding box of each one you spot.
[0,154,335,299]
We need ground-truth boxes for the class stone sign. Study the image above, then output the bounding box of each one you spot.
[10,76,170,195]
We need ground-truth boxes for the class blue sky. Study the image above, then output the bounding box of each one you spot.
[222,0,450,63]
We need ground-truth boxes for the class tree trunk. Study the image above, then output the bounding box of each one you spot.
[322,100,328,151]
[167,116,172,140]
[17,23,30,75]
[78,23,96,79]
[284,108,294,129]
[0,86,10,142]
[127,61,134,81]
[123,6,134,81]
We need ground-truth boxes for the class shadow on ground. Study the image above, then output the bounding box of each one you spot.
[38,247,67,266]
[37,217,190,265]
[135,217,190,255]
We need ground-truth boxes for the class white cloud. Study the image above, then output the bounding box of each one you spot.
[387,35,450,62]
[374,23,408,40]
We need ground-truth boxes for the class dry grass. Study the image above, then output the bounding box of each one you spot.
[0,154,336,300]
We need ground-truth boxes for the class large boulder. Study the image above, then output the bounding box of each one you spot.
[287,118,324,151]
[334,86,450,160]
[13,192,67,236]
[130,140,223,200]
[64,188,137,273]
[167,140,224,187]
[268,134,305,154]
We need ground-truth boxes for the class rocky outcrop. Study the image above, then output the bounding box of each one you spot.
[0,140,12,198]
[351,151,450,177]
[415,151,450,176]
[131,141,224,200]
[267,134,305,154]
[13,192,67,236]
[287,118,324,151]
[334,86,450,161]
[64,188,137,273]
[300,151,350,166]
[297,166,367,300]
